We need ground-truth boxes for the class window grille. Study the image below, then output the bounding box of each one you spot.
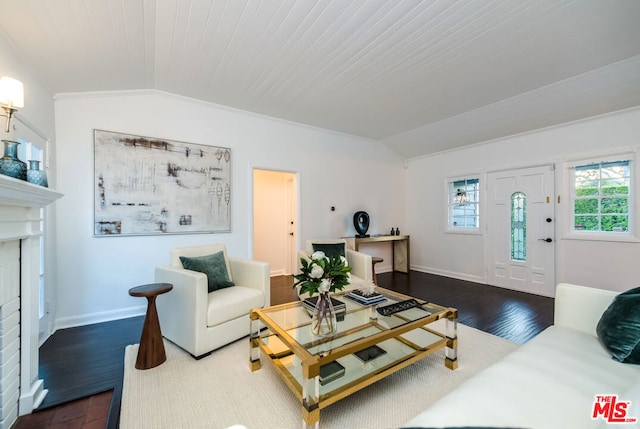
[448,178,479,229]
[573,160,630,233]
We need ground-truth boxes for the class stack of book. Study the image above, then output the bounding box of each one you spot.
[346,290,387,305]
[319,361,346,385]
[303,296,346,313]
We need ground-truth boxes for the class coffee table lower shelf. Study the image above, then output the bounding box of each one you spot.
[250,319,457,428]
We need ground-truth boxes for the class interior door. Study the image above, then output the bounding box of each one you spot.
[486,165,555,297]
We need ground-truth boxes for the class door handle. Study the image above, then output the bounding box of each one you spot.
[539,238,553,243]
[289,232,294,236]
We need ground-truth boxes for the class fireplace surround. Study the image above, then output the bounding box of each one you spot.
[0,174,62,429]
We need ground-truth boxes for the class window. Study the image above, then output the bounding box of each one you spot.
[511,192,526,261]
[448,178,479,230]
[573,159,630,233]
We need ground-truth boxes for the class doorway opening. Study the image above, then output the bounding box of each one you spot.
[253,169,298,276]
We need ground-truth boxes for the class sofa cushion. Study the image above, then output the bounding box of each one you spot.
[596,286,640,364]
[207,286,264,327]
[312,242,346,258]
[404,326,640,429]
[180,251,235,293]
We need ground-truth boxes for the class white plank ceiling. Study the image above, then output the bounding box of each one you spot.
[0,0,639,158]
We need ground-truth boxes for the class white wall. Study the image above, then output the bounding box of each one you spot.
[0,39,55,140]
[53,90,406,328]
[406,107,640,293]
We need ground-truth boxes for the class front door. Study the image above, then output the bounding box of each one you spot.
[486,165,555,297]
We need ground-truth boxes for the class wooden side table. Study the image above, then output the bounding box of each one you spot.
[129,283,173,370]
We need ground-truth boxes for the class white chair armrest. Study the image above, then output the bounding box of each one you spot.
[155,265,209,351]
[297,250,310,267]
[554,282,618,336]
[229,258,270,306]
[346,249,372,282]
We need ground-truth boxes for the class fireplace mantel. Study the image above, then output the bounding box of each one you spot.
[0,174,62,208]
[0,174,62,428]
[0,174,63,243]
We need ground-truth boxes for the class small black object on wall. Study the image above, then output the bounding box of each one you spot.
[353,211,370,238]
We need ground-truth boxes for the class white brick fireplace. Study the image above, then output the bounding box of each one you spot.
[0,174,62,429]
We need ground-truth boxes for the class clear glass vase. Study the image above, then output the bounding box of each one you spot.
[311,292,337,337]
[0,140,27,180]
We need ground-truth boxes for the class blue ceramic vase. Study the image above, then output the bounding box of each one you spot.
[27,160,48,187]
[0,140,27,180]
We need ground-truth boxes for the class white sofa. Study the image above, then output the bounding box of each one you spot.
[296,238,372,299]
[404,283,640,429]
[155,244,270,359]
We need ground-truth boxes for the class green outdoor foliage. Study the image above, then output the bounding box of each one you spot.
[574,185,629,231]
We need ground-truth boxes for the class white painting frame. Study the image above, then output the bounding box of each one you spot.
[94,130,231,236]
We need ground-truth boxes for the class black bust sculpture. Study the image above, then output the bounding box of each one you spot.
[353,211,370,238]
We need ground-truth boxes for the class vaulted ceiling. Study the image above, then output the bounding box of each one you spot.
[1,0,639,158]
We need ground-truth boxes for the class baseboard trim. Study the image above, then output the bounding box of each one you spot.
[373,264,394,274]
[410,265,486,285]
[54,305,145,331]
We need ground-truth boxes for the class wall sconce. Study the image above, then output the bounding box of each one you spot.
[455,188,468,206]
[0,76,24,133]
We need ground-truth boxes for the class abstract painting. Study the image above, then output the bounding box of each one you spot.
[94,130,231,236]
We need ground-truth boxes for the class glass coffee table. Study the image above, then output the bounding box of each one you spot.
[249,287,458,428]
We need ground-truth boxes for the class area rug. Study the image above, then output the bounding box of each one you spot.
[120,323,518,429]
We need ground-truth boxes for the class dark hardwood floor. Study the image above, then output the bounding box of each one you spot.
[16,271,553,428]
[18,317,145,428]
[377,271,554,344]
[38,317,144,409]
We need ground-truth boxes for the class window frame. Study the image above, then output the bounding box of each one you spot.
[18,138,48,318]
[567,153,636,242]
[445,175,481,234]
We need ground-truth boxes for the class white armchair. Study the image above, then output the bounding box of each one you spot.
[155,244,270,359]
[296,239,372,299]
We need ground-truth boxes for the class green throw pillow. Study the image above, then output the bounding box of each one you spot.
[179,251,234,293]
[596,286,640,364]
[312,243,345,259]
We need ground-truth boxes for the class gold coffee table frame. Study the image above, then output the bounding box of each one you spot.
[250,287,457,428]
